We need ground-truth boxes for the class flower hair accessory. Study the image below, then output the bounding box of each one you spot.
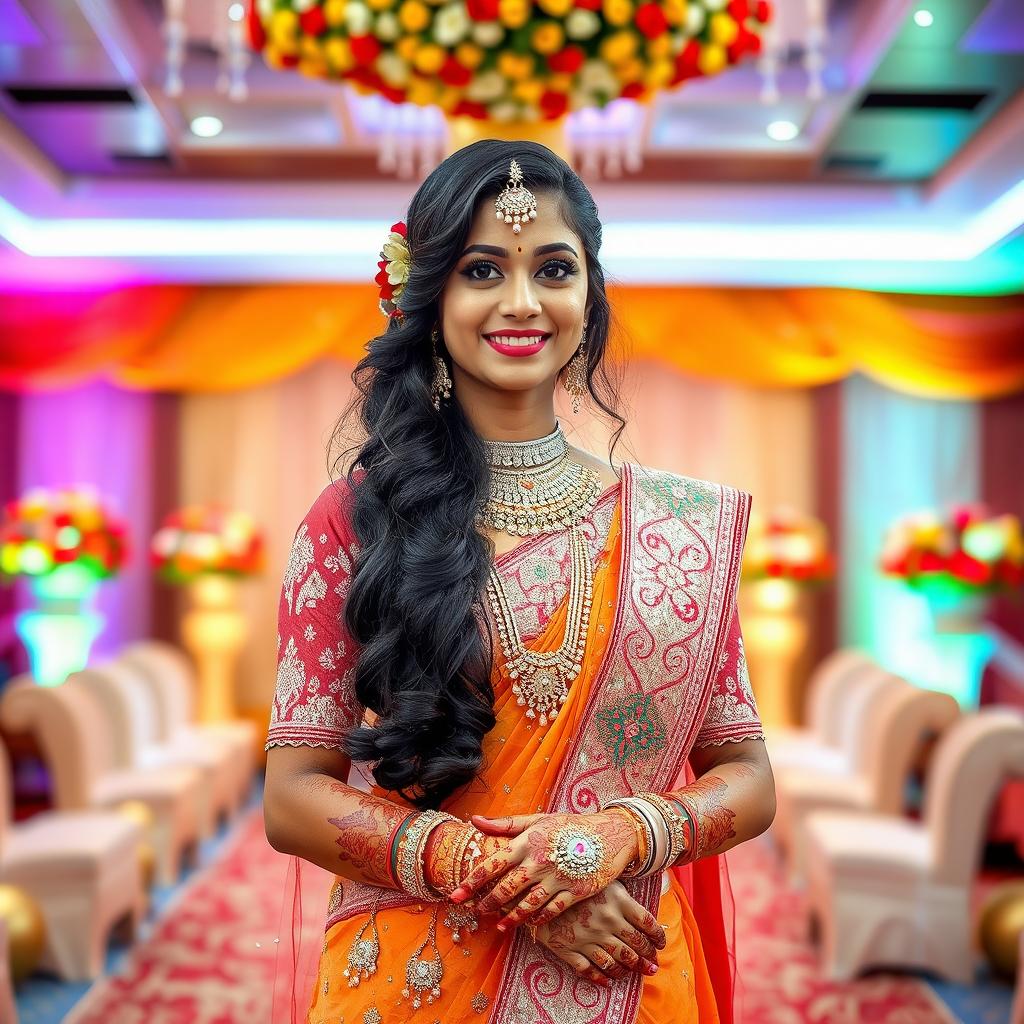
[376,220,411,320]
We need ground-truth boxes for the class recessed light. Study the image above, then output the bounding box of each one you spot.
[228,2,245,20]
[913,9,933,27]
[766,120,799,142]
[190,115,223,138]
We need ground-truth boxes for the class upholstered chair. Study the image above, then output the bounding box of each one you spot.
[804,708,1024,982]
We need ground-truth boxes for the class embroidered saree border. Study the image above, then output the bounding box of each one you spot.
[488,462,751,1024]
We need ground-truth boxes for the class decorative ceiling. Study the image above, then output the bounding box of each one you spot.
[0,0,1021,293]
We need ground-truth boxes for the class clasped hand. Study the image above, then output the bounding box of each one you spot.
[449,809,639,931]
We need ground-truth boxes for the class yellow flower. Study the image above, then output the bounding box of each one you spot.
[709,12,738,47]
[614,57,644,83]
[498,0,530,29]
[497,51,535,80]
[599,30,637,65]
[263,41,289,68]
[513,79,545,103]
[646,34,673,60]
[602,0,633,27]
[437,85,462,111]
[367,0,396,10]
[412,43,446,73]
[455,42,485,68]
[382,232,411,285]
[536,0,574,15]
[407,75,441,104]
[269,9,299,53]
[643,58,674,88]
[398,0,431,32]
[663,0,687,27]
[531,22,565,54]
[324,0,347,26]
[697,42,726,75]
[395,35,420,61]
[325,36,356,72]
[548,72,572,91]
[300,34,324,60]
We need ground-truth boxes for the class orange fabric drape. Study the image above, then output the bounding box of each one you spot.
[2,285,1022,398]
[305,499,721,1023]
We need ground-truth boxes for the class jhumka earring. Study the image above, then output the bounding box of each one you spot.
[430,325,453,410]
[562,317,588,414]
[494,158,537,234]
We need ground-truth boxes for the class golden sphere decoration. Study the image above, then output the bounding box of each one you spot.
[0,884,46,984]
[978,881,1024,979]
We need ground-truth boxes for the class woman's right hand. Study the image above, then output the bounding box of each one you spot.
[525,879,666,987]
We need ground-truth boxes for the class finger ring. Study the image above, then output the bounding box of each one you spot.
[547,824,605,881]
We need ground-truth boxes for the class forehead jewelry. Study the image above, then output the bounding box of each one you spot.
[495,158,537,235]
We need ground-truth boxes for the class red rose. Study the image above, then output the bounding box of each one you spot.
[754,0,771,22]
[453,99,489,118]
[726,0,748,20]
[246,4,267,49]
[349,34,382,66]
[467,0,500,18]
[620,81,645,99]
[439,55,473,86]
[548,45,585,74]
[539,89,569,119]
[280,52,300,67]
[635,2,668,38]
[390,221,407,237]
[949,550,992,586]
[574,0,602,10]
[299,7,328,35]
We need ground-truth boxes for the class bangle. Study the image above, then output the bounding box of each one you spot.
[668,798,695,863]
[390,812,417,889]
[637,793,689,867]
[398,810,460,901]
[671,794,700,861]
[601,797,660,878]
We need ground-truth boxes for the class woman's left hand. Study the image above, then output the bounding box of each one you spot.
[448,810,639,931]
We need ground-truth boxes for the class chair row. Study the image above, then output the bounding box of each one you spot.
[766,649,1024,983]
[0,640,258,982]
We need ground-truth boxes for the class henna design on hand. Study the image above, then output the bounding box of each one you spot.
[324,786,411,888]
[671,774,736,859]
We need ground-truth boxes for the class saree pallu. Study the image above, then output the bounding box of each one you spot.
[282,461,751,1024]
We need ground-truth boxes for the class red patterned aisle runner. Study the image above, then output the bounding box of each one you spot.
[68,809,956,1024]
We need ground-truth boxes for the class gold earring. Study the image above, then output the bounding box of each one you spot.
[430,325,453,411]
[562,317,588,415]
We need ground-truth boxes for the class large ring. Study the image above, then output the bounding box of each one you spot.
[546,824,606,882]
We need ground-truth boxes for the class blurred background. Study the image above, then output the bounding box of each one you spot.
[0,0,1023,1021]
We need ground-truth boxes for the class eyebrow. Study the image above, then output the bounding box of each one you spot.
[459,242,579,259]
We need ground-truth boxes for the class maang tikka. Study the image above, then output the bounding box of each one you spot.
[430,325,453,410]
[495,158,537,234]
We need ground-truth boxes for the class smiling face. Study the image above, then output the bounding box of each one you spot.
[437,189,589,402]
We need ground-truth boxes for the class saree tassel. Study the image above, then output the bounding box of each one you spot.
[343,899,381,987]
[401,905,444,1009]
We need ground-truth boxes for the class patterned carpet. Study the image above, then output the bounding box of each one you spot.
[52,806,1007,1023]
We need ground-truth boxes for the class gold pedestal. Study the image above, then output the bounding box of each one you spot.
[181,575,248,723]
[446,116,571,161]
[739,579,809,729]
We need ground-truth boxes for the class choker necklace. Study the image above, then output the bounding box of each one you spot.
[477,420,602,537]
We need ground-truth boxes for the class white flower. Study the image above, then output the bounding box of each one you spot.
[375,11,401,40]
[569,88,593,111]
[579,59,618,93]
[488,100,520,122]
[471,20,504,46]
[466,69,506,102]
[565,9,600,39]
[256,0,275,17]
[304,623,317,642]
[684,6,706,33]
[293,0,319,11]
[376,51,410,86]
[345,1,373,35]
[435,3,470,46]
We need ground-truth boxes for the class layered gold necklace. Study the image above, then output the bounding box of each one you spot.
[480,421,600,726]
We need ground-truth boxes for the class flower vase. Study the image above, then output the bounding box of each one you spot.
[738,578,809,729]
[16,563,104,686]
[180,574,248,723]
[919,583,995,709]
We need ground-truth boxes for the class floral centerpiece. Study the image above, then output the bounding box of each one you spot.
[248,0,771,122]
[742,508,835,586]
[151,505,265,584]
[880,504,1024,597]
[0,486,130,685]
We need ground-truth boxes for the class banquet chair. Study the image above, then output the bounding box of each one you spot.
[119,640,256,810]
[774,676,959,878]
[0,675,202,885]
[804,708,1024,982]
[765,653,885,779]
[71,660,235,838]
[0,735,145,981]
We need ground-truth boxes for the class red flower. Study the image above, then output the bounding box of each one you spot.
[539,90,569,119]
[467,0,500,18]
[453,99,489,119]
[727,0,749,19]
[299,7,328,36]
[349,34,382,66]
[247,3,267,49]
[574,0,602,10]
[548,46,585,74]
[672,39,701,82]
[948,550,992,586]
[439,55,473,86]
[280,52,300,67]
[754,0,771,22]
[620,82,645,99]
[390,221,407,237]
[635,2,668,38]
[917,551,945,573]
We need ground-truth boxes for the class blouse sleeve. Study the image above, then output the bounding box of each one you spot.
[265,479,366,751]
[692,600,765,749]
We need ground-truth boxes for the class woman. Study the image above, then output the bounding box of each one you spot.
[263,139,775,1024]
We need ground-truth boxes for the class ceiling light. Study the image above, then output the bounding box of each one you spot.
[766,120,799,142]
[228,3,245,20]
[189,115,223,138]
[913,9,934,27]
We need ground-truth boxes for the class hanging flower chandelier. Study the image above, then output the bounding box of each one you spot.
[248,0,771,123]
